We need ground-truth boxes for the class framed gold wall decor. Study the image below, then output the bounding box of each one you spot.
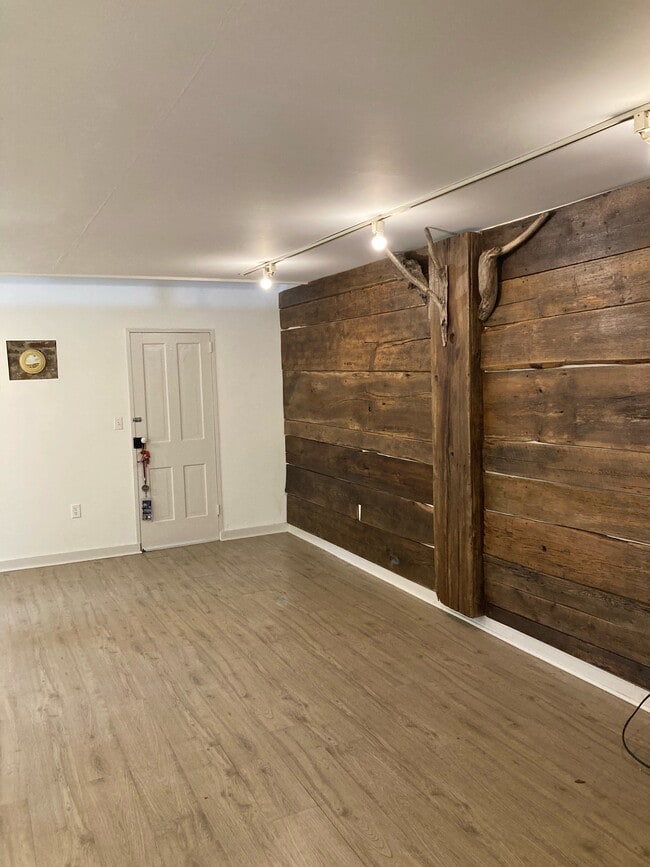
[7,340,58,380]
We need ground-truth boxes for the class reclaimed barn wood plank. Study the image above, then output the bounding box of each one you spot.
[279,258,410,309]
[281,307,430,371]
[284,420,432,463]
[285,436,433,503]
[483,440,650,495]
[486,605,650,690]
[485,556,650,665]
[359,492,433,547]
[286,465,357,520]
[484,472,650,544]
[432,234,484,617]
[484,512,650,605]
[280,278,423,329]
[486,580,648,668]
[483,365,650,451]
[489,247,650,327]
[482,301,650,369]
[283,371,431,440]
[286,465,434,545]
[287,495,435,588]
[481,179,650,280]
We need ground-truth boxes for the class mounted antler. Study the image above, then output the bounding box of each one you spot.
[385,227,449,346]
[478,211,551,321]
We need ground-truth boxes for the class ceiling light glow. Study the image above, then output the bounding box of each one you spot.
[260,263,275,289]
[371,219,387,250]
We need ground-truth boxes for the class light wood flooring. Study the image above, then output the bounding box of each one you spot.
[0,533,648,866]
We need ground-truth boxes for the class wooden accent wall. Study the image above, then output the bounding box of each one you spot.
[280,258,435,588]
[280,178,649,690]
[480,179,650,689]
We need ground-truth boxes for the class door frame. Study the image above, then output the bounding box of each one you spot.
[126,328,225,551]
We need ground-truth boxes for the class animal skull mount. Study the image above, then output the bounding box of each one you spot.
[478,211,551,322]
[385,227,449,346]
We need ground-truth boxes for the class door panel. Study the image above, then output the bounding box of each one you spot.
[184,464,208,518]
[177,342,205,440]
[130,332,220,549]
[143,343,171,443]
[148,466,175,522]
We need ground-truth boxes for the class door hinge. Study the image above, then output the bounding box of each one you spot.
[216,503,221,516]
[208,341,213,354]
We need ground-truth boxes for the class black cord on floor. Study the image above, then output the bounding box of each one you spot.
[622,691,650,769]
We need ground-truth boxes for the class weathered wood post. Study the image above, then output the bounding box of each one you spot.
[383,231,485,616]
[430,233,484,617]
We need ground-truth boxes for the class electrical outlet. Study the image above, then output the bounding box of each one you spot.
[70,503,82,519]
[113,416,124,431]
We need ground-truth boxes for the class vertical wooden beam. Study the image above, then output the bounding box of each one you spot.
[431,232,484,616]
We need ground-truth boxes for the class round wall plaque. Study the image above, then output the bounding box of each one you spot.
[19,348,47,375]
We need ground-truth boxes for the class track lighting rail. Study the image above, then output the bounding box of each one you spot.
[242,100,650,281]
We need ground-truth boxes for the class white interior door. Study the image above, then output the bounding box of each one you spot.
[129,331,221,550]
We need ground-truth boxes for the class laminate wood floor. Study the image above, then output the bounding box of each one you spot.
[0,533,648,866]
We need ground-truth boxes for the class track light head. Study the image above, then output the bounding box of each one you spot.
[634,110,650,143]
[260,263,275,290]
[371,219,387,251]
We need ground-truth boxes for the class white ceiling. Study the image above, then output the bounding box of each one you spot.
[1,0,649,287]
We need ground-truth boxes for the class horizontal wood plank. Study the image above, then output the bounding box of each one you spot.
[286,465,434,545]
[481,180,650,280]
[283,371,432,440]
[485,473,650,544]
[284,420,432,463]
[287,495,435,588]
[485,556,650,666]
[483,365,650,451]
[482,301,650,370]
[279,257,413,309]
[286,464,357,520]
[285,436,433,503]
[483,440,650,495]
[489,247,650,326]
[281,307,430,371]
[280,278,424,329]
[486,605,650,690]
[484,512,650,605]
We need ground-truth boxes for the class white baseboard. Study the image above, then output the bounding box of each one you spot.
[142,535,222,551]
[145,525,289,548]
[0,543,141,573]
[0,525,289,570]
[221,522,289,541]
[287,525,649,710]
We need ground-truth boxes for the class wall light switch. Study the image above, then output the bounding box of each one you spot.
[71,504,82,519]
[114,416,124,431]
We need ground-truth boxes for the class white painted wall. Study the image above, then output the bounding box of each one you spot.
[0,279,287,566]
